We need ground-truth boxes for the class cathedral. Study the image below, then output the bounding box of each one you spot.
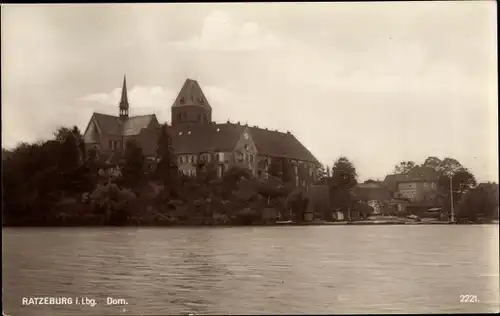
[83,77,319,188]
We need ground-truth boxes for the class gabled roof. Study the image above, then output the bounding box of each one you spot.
[137,122,318,162]
[383,174,408,192]
[248,126,317,162]
[383,167,439,191]
[172,79,211,110]
[89,113,158,136]
[168,123,242,154]
[123,115,158,136]
[92,113,122,135]
[169,123,318,162]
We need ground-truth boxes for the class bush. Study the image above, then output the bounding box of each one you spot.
[90,181,137,225]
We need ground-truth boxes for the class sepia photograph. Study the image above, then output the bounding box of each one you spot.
[1,2,499,315]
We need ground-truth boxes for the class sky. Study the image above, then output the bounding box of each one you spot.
[1,2,498,182]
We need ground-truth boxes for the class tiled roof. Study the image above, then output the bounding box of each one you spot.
[169,123,318,162]
[383,174,408,192]
[172,79,211,110]
[136,122,318,162]
[383,167,439,192]
[93,113,122,135]
[248,126,317,162]
[168,123,242,154]
[91,113,158,136]
[123,115,157,136]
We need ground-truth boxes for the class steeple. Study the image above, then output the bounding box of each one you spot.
[119,75,129,119]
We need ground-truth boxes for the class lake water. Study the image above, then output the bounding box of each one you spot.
[2,225,499,315]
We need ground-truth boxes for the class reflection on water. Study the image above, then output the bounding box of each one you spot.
[3,225,499,315]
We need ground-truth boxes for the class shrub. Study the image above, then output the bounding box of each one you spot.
[90,181,137,225]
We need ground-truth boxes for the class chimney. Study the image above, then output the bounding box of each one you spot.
[237,121,240,125]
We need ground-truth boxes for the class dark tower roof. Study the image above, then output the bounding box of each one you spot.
[172,79,211,110]
[119,75,129,119]
[119,75,129,110]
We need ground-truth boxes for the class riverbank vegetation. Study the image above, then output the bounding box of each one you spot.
[390,157,498,222]
[2,126,497,226]
[2,125,310,226]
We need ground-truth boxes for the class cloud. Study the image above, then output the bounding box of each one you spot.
[174,10,281,51]
[79,85,177,117]
[2,4,497,183]
[78,84,257,125]
[77,82,293,132]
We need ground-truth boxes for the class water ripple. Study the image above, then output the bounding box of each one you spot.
[2,225,499,315]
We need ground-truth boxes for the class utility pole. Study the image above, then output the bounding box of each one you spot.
[449,175,455,223]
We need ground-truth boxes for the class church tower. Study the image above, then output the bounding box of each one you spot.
[171,79,212,126]
[119,75,129,119]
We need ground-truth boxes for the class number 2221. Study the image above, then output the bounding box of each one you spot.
[460,295,479,303]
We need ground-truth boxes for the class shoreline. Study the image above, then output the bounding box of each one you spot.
[3,221,497,228]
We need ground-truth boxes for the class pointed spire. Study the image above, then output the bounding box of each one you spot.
[119,75,129,118]
[120,75,129,108]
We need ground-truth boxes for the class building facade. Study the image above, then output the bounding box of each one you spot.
[383,166,440,203]
[83,77,320,189]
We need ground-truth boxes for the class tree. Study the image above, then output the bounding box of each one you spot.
[328,156,358,211]
[437,167,476,214]
[316,164,328,183]
[2,148,13,161]
[420,156,475,208]
[90,182,137,225]
[457,183,499,221]
[54,125,86,168]
[438,157,464,177]
[58,130,83,173]
[393,161,417,175]
[422,156,442,171]
[2,139,69,225]
[71,126,87,162]
[54,126,73,142]
[121,140,144,189]
[155,123,177,186]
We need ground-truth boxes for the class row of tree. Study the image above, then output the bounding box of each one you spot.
[308,156,498,221]
[2,123,181,225]
[392,157,496,220]
[3,123,298,226]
